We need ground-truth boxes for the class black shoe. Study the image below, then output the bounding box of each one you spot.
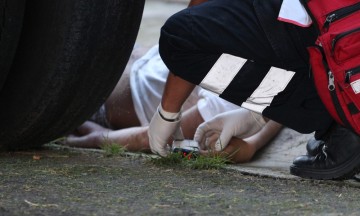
[290,124,360,180]
[306,137,324,156]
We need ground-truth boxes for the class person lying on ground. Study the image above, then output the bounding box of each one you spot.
[64,45,282,163]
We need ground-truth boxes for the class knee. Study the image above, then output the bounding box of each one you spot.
[160,10,189,40]
[159,10,193,63]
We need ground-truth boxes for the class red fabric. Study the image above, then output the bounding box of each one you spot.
[307,0,359,28]
[306,0,360,134]
[308,47,343,125]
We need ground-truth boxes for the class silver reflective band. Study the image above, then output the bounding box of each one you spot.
[200,54,247,94]
[241,67,295,113]
[199,53,295,114]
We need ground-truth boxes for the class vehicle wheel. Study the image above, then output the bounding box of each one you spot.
[0,0,145,150]
[0,0,26,91]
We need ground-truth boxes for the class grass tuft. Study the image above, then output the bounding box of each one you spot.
[99,134,127,157]
[151,151,229,170]
[185,155,228,170]
[151,151,184,166]
[100,143,126,157]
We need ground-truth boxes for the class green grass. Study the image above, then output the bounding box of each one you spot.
[50,136,228,170]
[151,151,229,170]
[98,133,127,157]
[100,143,126,157]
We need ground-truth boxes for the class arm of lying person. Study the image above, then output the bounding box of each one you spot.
[199,120,283,163]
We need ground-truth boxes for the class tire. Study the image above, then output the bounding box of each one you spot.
[0,0,145,150]
[0,0,26,91]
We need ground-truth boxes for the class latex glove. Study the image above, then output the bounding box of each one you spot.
[194,108,266,151]
[148,104,183,157]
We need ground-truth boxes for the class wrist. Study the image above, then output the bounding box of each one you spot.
[158,104,181,121]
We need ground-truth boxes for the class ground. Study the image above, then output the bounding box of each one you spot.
[1,147,360,215]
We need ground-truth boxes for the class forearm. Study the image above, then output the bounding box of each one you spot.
[161,72,195,113]
[188,0,208,7]
[243,120,282,151]
[228,121,282,163]
[199,138,255,163]
[160,0,205,112]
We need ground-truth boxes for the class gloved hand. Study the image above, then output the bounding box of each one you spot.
[194,108,266,151]
[148,104,183,157]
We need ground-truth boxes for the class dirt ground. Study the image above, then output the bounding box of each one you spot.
[1,147,360,216]
[2,1,360,215]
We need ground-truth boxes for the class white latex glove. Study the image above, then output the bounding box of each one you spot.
[148,104,183,157]
[194,108,266,151]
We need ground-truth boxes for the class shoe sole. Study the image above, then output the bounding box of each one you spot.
[290,153,360,180]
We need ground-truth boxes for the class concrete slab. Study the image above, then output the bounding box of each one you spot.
[136,0,187,48]
[231,128,312,179]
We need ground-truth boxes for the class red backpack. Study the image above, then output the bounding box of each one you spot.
[301,0,360,134]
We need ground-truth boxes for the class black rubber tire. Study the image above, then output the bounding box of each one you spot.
[0,0,145,150]
[0,0,26,91]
